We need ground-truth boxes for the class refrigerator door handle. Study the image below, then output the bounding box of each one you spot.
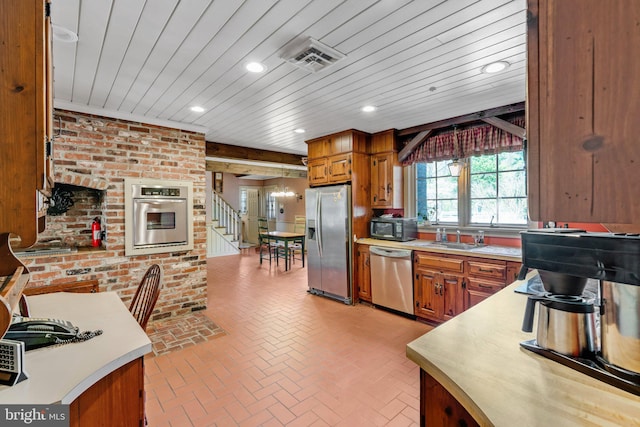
[316,191,323,257]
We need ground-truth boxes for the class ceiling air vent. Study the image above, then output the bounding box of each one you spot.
[281,37,345,73]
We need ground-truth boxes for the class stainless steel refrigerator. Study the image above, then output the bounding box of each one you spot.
[305,184,352,304]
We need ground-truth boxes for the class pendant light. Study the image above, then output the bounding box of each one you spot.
[448,125,463,177]
[270,167,295,198]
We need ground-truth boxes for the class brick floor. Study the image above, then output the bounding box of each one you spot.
[144,252,433,426]
[146,311,226,356]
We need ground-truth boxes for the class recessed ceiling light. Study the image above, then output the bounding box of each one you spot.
[361,105,377,113]
[52,25,78,43]
[190,106,205,113]
[246,62,267,73]
[481,61,510,74]
[294,128,306,134]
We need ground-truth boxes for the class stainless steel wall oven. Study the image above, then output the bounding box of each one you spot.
[125,178,193,256]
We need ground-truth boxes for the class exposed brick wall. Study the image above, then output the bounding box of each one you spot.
[22,110,207,321]
[39,184,104,247]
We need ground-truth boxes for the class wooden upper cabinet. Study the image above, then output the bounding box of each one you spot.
[0,0,52,247]
[308,158,328,186]
[370,130,402,209]
[306,130,368,187]
[527,0,640,223]
[328,133,350,154]
[327,153,352,183]
[44,0,54,193]
[369,129,396,154]
[371,153,403,208]
[307,137,329,158]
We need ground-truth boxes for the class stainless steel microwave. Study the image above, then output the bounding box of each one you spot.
[370,217,418,241]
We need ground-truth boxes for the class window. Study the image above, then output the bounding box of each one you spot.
[265,188,277,219]
[239,188,248,214]
[415,151,527,227]
[469,151,527,225]
[417,162,458,223]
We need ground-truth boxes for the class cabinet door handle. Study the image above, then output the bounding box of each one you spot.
[386,183,391,194]
[373,195,377,202]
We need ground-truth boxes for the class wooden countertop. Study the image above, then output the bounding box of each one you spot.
[406,271,640,426]
[0,292,152,404]
[357,238,522,262]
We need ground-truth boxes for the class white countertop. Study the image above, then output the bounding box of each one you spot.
[357,238,522,262]
[0,292,152,404]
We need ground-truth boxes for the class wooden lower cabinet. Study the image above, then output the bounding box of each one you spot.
[414,252,465,323]
[356,244,371,302]
[413,251,522,323]
[464,277,503,309]
[506,261,523,283]
[463,259,507,310]
[414,270,464,322]
[420,369,479,427]
[69,358,145,427]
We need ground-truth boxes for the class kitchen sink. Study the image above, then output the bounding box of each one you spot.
[438,242,478,250]
[410,241,479,250]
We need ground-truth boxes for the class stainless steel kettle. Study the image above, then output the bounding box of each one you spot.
[600,281,640,375]
[522,294,597,357]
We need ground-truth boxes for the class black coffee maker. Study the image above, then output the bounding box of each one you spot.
[518,229,640,396]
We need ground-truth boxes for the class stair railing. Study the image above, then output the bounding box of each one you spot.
[211,190,242,243]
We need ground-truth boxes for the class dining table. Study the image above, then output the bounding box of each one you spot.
[260,231,305,271]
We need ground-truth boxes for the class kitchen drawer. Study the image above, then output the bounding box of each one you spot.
[466,277,504,293]
[467,261,506,281]
[414,253,464,273]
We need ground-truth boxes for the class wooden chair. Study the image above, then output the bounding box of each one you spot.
[258,218,278,265]
[289,216,306,265]
[129,264,163,331]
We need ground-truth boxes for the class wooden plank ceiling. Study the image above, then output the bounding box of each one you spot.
[51,0,527,156]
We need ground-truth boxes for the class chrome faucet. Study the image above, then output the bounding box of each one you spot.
[456,229,461,243]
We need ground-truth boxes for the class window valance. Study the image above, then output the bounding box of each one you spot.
[401,116,525,165]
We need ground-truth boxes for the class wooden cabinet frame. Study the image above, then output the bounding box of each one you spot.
[527,0,640,223]
[0,0,53,247]
[355,244,371,302]
[370,130,402,209]
[413,252,465,323]
[413,251,522,323]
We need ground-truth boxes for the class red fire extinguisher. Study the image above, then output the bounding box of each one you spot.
[91,217,102,247]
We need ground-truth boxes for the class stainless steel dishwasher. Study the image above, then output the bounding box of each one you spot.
[369,246,414,315]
